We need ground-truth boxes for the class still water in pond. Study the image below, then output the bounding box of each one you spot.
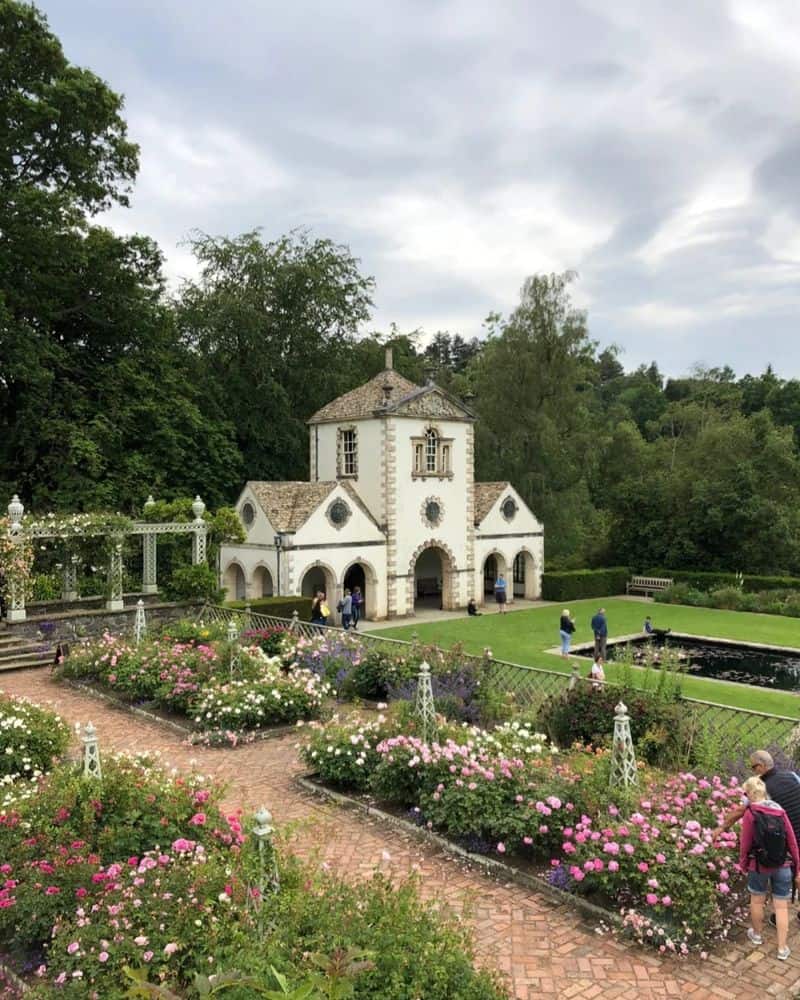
[604,635,800,692]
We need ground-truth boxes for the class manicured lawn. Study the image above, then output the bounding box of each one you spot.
[373,598,800,717]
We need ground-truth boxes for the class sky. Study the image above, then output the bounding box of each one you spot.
[37,0,800,377]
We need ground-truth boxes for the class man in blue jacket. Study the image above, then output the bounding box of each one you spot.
[590,608,608,660]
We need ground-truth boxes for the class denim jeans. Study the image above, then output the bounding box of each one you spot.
[559,629,571,654]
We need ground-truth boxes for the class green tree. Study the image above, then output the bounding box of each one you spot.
[177,230,375,481]
[470,272,605,562]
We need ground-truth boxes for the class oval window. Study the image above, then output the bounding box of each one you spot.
[241,501,255,527]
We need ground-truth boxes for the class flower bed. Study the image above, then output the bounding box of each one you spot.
[56,630,332,744]
[300,714,747,955]
[0,706,506,999]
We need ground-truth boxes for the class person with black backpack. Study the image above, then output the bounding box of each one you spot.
[738,775,800,961]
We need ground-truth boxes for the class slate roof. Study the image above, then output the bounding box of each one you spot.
[307,369,420,424]
[247,481,381,533]
[474,482,510,525]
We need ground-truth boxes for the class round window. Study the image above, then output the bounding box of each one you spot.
[241,501,255,527]
[329,499,350,527]
[425,500,441,525]
[501,497,517,521]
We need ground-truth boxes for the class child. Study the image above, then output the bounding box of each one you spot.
[467,597,482,616]
[590,655,605,689]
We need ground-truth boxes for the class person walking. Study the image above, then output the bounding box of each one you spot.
[340,589,353,630]
[351,586,362,629]
[738,775,800,960]
[716,750,800,928]
[311,591,330,626]
[590,607,608,660]
[494,573,508,614]
[559,609,575,657]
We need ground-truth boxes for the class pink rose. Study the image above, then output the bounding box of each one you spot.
[98,952,109,963]
[496,842,506,854]
[645,893,658,905]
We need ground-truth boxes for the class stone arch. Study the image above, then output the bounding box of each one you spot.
[299,560,337,604]
[341,557,379,623]
[481,550,509,603]
[251,563,274,599]
[512,547,537,599]
[223,560,247,601]
[407,538,459,612]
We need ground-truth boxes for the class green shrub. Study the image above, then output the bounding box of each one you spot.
[541,567,629,601]
[227,595,314,620]
[164,563,223,602]
[707,586,745,610]
[30,572,61,601]
[0,697,70,780]
[536,685,688,766]
[646,568,800,592]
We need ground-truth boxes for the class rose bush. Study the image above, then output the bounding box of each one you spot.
[0,696,70,781]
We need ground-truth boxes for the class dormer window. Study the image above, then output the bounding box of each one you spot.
[337,427,358,478]
[411,426,454,478]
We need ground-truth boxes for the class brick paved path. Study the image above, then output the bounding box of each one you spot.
[5,668,800,1000]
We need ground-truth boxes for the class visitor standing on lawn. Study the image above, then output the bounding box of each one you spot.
[590,607,608,660]
[559,609,575,657]
[737,775,800,961]
[494,573,508,614]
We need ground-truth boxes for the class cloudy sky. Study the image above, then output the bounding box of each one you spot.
[38,0,800,376]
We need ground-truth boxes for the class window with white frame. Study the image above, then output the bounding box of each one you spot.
[411,426,454,478]
[338,427,358,477]
[425,429,438,472]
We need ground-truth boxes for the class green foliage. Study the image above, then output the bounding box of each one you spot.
[0,696,70,779]
[227,596,314,619]
[163,563,223,602]
[536,685,688,766]
[541,567,629,601]
[656,582,800,618]
[649,568,800,592]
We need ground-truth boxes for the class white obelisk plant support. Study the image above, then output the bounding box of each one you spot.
[251,806,279,933]
[82,722,102,781]
[609,701,638,789]
[414,661,436,744]
[133,599,147,646]
[227,619,240,679]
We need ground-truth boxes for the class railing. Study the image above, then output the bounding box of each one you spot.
[196,604,799,751]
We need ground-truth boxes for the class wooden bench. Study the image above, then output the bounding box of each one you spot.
[626,575,673,597]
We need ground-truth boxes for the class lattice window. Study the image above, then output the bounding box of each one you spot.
[414,443,424,474]
[441,444,451,474]
[513,553,525,585]
[411,426,454,478]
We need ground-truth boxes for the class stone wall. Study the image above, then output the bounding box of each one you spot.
[2,601,202,641]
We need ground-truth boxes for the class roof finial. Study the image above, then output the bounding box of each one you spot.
[385,346,393,371]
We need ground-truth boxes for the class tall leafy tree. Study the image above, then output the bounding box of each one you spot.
[470,272,605,561]
[177,230,375,480]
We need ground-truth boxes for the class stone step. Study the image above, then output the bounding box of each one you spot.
[0,649,55,670]
[0,640,53,656]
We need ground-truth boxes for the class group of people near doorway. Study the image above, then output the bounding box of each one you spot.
[310,587,363,628]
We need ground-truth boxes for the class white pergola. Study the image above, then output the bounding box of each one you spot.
[4,494,209,623]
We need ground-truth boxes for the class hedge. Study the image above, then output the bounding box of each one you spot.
[541,567,629,602]
[225,596,314,620]
[644,569,800,593]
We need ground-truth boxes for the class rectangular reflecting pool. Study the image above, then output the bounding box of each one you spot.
[580,633,800,692]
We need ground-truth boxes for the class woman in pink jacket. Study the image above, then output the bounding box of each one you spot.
[739,776,800,960]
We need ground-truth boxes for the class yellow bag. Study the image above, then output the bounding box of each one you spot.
[321,603,330,618]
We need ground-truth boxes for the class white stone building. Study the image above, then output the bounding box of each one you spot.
[219,350,544,620]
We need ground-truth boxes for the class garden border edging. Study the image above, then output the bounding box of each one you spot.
[295,773,622,934]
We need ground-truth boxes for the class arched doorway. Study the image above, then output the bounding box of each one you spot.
[343,560,376,622]
[300,564,335,602]
[513,550,537,599]
[482,552,508,603]
[223,562,246,601]
[252,565,274,598]
[411,544,456,611]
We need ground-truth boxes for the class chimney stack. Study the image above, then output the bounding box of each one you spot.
[385,346,393,370]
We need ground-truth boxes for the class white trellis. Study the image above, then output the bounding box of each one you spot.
[414,661,437,743]
[3,494,209,623]
[609,701,638,789]
[82,722,102,780]
[133,599,147,646]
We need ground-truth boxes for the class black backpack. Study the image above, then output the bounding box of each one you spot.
[750,806,788,869]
